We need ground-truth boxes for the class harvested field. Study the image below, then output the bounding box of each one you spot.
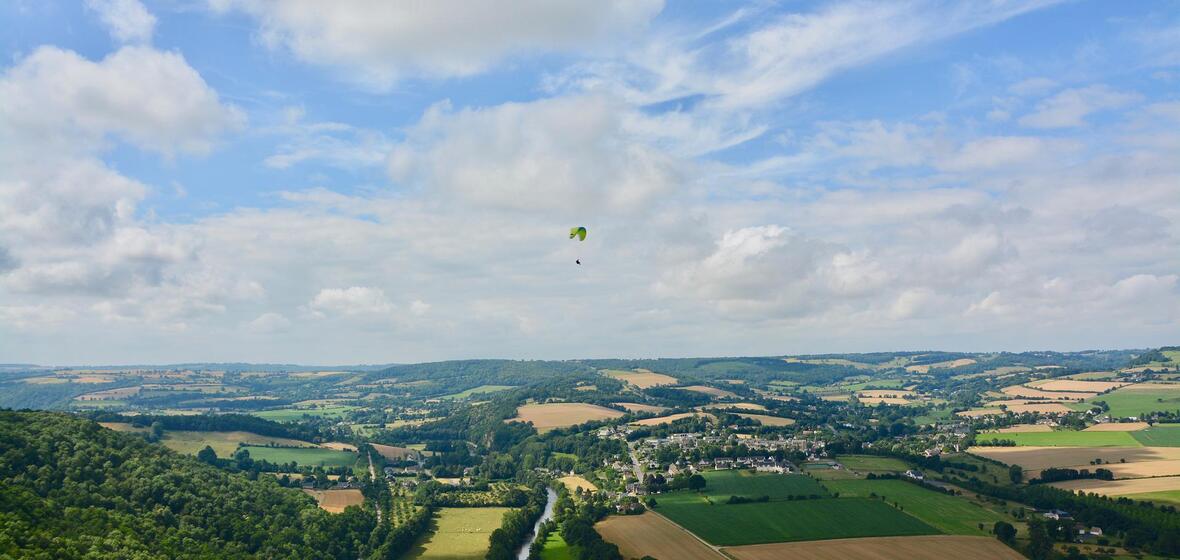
[509,403,624,432]
[321,442,357,452]
[735,413,795,426]
[303,489,364,513]
[630,412,714,427]
[1029,379,1126,393]
[1000,386,1094,400]
[1085,422,1149,432]
[680,385,739,399]
[975,431,1140,447]
[1051,476,1180,497]
[957,403,1074,417]
[602,369,677,389]
[905,358,976,373]
[968,446,1180,474]
[723,535,1025,560]
[821,394,851,402]
[371,443,418,461]
[595,512,724,560]
[558,476,598,493]
[614,402,669,414]
[858,397,915,406]
[994,424,1053,433]
[699,402,767,412]
[1068,371,1119,380]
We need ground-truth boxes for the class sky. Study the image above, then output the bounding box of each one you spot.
[1,0,1178,365]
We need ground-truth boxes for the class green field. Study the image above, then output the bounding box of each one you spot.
[838,455,910,472]
[1132,425,1180,447]
[695,470,828,500]
[537,529,574,560]
[408,507,509,559]
[441,385,515,400]
[252,405,357,421]
[1088,387,1180,418]
[821,479,1007,535]
[240,445,358,468]
[655,495,937,546]
[975,430,1142,447]
[1125,490,1180,506]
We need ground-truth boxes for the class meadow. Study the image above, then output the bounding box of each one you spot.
[974,430,1141,447]
[821,479,1007,536]
[655,496,938,546]
[252,405,358,422]
[408,507,509,560]
[1088,385,1180,418]
[240,445,358,468]
[537,530,575,560]
[695,470,828,501]
[837,455,910,472]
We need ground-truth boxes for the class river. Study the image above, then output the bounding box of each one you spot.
[515,487,558,560]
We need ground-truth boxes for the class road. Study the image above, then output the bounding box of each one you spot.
[367,451,382,524]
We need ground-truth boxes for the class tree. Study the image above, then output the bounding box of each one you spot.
[1026,517,1053,560]
[687,474,706,491]
[1009,464,1023,484]
[196,445,218,464]
[993,521,1016,545]
[645,497,657,509]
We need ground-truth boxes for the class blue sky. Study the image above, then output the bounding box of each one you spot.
[1,0,1178,364]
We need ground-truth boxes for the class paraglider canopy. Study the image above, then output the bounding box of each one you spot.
[569,226,587,241]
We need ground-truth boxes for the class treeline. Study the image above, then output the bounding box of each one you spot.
[1032,467,1114,484]
[486,483,549,560]
[413,481,529,507]
[87,411,322,441]
[551,486,626,560]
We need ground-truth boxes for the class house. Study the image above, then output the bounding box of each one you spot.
[904,470,925,480]
[713,458,735,470]
[1043,509,1071,520]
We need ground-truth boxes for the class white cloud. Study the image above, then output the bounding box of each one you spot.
[85,0,156,43]
[1019,85,1142,128]
[208,0,663,88]
[246,312,291,333]
[938,136,1074,172]
[307,287,396,318]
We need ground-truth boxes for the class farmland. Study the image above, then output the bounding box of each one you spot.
[613,402,668,414]
[975,430,1142,447]
[1051,476,1180,499]
[371,443,419,461]
[630,412,713,426]
[680,385,739,399]
[161,430,316,456]
[303,488,364,513]
[1132,425,1180,446]
[1090,385,1180,418]
[408,507,509,560]
[968,446,1180,480]
[594,512,723,560]
[252,405,358,422]
[693,470,829,501]
[837,455,910,472]
[821,479,1007,535]
[722,535,1025,560]
[240,445,359,469]
[1085,422,1149,431]
[601,369,677,388]
[508,403,624,432]
[536,530,575,560]
[734,413,795,426]
[440,385,515,399]
[558,475,597,493]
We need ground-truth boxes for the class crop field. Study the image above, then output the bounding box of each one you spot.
[440,385,515,399]
[371,443,418,461]
[974,430,1141,447]
[595,512,724,560]
[613,402,668,414]
[858,396,919,405]
[968,446,1180,478]
[837,455,910,472]
[1028,379,1126,393]
[1085,422,1149,431]
[821,479,1007,536]
[722,535,1026,560]
[958,403,1075,417]
[1000,385,1095,400]
[629,412,713,426]
[734,413,795,426]
[1122,490,1180,506]
[1132,425,1180,446]
[680,385,739,399]
[508,403,624,432]
[655,496,938,545]
[558,475,598,493]
[1090,385,1180,418]
[695,470,828,501]
[699,402,767,411]
[253,405,358,421]
[303,488,364,513]
[1068,371,1119,380]
[995,424,1053,432]
[408,507,509,560]
[1051,476,1180,498]
[240,445,358,468]
[858,389,916,398]
[601,369,677,388]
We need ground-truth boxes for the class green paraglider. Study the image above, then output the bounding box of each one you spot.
[569,226,587,241]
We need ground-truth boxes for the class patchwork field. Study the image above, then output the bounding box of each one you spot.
[821,479,1007,536]
[734,413,795,426]
[613,402,669,414]
[975,430,1141,447]
[303,488,364,513]
[602,369,677,389]
[595,512,724,560]
[558,475,598,493]
[630,412,713,427]
[722,535,1025,560]
[680,385,739,399]
[1051,476,1180,499]
[241,445,358,468]
[837,455,910,472]
[408,507,509,560]
[509,403,624,432]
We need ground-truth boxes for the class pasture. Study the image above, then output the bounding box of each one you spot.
[837,455,910,472]
[695,470,828,501]
[655,496,938,545]
[241,445,358,468]
[303,489,364,513]
[595,512,724,560]
[253,405,358,421]
[408,507,509,560]
[1088,384,1180,418]
[601,369,677,388]
[722,535,1026,560]
[1132,425,1180,446]
[974,430,1141,447]
[441,385,514,399]
[822,479,1007,536]
[734,413,795,426]
[509,403,624,432]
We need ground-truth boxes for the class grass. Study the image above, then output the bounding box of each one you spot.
[655,495,938,546]
[239,445,358,468]
[695,470,828,500]
[1125,490,1180,506]
[838,455,910,472]
[440,384,515,400]
[974,430,1142,447]
[821,479,1008,536]
[537,529,574,560]
[1131,425,1180,447]
[160,430,314,456]
[1088,387,1180,418]
[253,405,358,422]
[408,507,509,560]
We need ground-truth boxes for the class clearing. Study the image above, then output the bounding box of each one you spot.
[602,369,678,389]
[408,507,509,560]
[595,512,724,560]
[303,489,364,513]
[722,535,1025,560]
[508,403,624,432]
